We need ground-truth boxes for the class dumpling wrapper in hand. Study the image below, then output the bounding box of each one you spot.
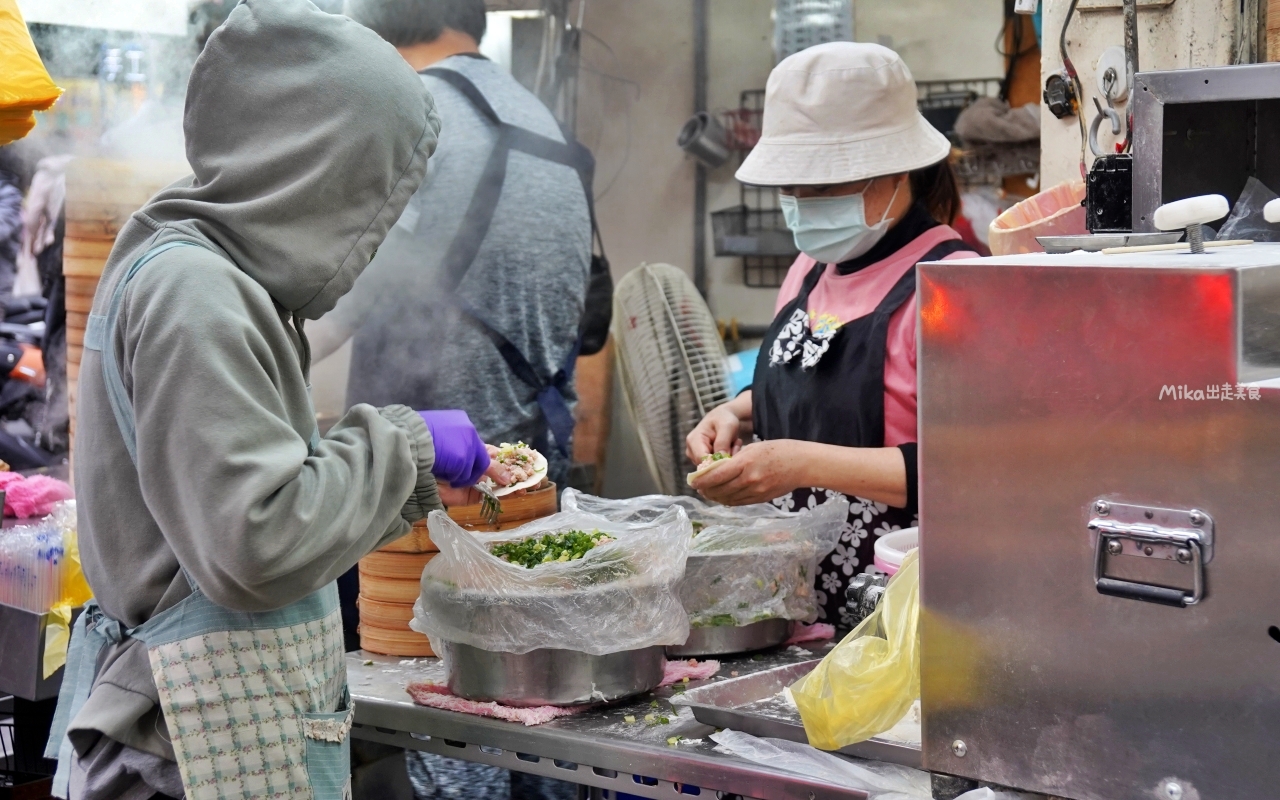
[687,453,732,487]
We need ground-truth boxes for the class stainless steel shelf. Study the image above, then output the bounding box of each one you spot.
[347,643,877,800]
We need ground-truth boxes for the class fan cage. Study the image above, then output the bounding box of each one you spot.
[613,264,730,496]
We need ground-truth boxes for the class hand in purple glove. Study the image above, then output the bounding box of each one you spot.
[418,410,490,487]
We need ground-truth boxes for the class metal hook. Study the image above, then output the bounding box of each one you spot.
[1101,67,1119,104]
[1088,95,1122,157]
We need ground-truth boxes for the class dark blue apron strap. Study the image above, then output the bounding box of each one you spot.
[539,339,581,456]
[83,241,204,466]
[454,293,577,457]
[422,67,591,455]
[422,67,601,293]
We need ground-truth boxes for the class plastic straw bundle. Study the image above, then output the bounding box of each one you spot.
[0,515,66,613]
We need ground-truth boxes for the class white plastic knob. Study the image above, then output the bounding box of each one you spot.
[1153,195,1229,232]
[1265,198,1280,224]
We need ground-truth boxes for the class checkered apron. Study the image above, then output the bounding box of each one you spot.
[46,242,350,799]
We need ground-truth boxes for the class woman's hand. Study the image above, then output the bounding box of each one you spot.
[692,442,909,509]
[686,392,753,464]
[690,439,812,506]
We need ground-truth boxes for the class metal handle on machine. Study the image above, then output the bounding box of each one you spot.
[1094,538,1203,607]
[1088,501,1213,608]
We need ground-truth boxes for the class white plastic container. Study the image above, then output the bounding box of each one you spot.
[873,527,919,576]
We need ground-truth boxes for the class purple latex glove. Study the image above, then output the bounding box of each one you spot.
[417,410,490,486]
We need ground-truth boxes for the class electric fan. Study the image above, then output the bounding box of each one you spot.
[612,264,731,496]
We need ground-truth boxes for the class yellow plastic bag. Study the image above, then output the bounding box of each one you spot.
[791,549,920,750]
[42,508,93,679]
[0,0,63,145]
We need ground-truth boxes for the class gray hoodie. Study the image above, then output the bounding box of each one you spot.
[68,0,441,784]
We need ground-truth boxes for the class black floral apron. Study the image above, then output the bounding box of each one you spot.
[753,240,968,628]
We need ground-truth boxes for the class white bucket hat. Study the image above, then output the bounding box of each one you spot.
[736,42,952,187]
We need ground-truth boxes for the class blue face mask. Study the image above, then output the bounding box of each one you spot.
[779,178,902,264]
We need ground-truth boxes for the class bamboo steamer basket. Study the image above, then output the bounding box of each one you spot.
[356,565,421,604]
[63,158,190,459]
[65,218,120,240]
[379,520,437,554]
[355,556,435,656]
[62,237,115,261]
[66,310,88,333]
[359,550,434,581]
[446,481,558,532]
[356,594,416,628]
[359,623,434,657]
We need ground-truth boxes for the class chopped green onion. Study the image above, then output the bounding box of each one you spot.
[490,530,614,568]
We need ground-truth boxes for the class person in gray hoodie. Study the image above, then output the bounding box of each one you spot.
[43,2,496,798]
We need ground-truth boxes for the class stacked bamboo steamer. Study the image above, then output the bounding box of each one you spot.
[357,482,559,657]
[358,522,438,657]
[64,159,189,455]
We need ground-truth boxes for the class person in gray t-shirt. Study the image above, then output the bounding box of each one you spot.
[314,0,591,492]
[320,3,590,799]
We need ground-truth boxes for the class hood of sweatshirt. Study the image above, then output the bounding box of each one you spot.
[104,0,439,319]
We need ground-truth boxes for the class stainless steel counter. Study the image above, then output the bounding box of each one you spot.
[347,641,878,800]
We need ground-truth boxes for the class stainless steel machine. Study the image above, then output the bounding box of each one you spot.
[917,243,1280,800]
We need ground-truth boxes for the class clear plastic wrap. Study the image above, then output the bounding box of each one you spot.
[561,490,846,627]
[709,730,931,799]
[411,508,692,656]
[562,489,790,525]
[1216,176,1280,242]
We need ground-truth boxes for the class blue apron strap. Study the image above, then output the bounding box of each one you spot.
[84,241,204,466]
[420,67,591,456]
[536,338,581,456]
[44,602,127,796]
[453,294,577,457]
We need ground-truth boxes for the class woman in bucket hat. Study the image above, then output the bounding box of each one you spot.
[687,42,976,626]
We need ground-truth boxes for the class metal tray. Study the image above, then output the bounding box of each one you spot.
[1036,231,1181,253]
[440,641,665,707]
[666,618,791,657]
[669,660,923,769]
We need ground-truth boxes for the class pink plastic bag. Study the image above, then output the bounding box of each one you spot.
[4,474,73,518]
[988,181,1086,256]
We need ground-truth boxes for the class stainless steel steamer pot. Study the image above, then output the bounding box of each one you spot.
[666,618,791,658]
[439,641,666,706]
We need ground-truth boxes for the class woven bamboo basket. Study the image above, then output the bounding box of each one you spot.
[63,158,189,457]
